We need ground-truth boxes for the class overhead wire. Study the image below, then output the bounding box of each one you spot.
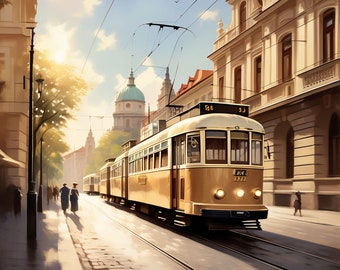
[116,0,219,94]
[80,0,116,78]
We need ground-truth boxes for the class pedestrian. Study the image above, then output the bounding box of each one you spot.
[53,186,59,201]
[60,183,70,214]
[70,182,79,215]
[13,187,22,215]
[293,191,302,216]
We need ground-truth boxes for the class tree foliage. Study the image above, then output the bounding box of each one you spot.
[34,50,88,184]
[84,130,135,175]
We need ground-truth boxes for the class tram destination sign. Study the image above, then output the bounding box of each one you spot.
[198,102,249,117]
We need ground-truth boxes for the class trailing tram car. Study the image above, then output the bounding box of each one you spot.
[102,102,268,229]
[99,158,115,199]
[83,173,100,195]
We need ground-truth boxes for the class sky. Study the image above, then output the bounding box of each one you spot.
[35,0,231,150]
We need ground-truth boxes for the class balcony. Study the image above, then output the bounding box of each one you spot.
[297,58,340,91]
[244,80,294,115]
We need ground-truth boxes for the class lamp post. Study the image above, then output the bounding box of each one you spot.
[27,27,36,240]
[36,75,44,213]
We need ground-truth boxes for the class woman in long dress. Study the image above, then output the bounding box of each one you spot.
[70,182,79,214]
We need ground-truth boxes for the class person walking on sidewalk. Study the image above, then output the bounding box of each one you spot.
[60,183,70,214]
[293,191,302,216]
[70,182,79,215]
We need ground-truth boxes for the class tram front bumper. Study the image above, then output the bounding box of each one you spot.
[191,203,268,220]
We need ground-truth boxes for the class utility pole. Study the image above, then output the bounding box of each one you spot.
[27,27,37,240]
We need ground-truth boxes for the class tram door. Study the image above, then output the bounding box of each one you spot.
[172,135,186,211]
[121,157,128,199]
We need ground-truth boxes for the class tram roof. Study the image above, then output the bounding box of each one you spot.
[129,113,264,154]
[167,113,264,137]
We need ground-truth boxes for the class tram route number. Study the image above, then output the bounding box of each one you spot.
[199,103,249,117]
[234,169,247,182]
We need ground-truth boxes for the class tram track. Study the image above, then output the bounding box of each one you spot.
[105,199,288,269]
[195,230,340,270]
[106,199,340,270]
[104,204,195,270]
[71,195,195,270]
[78,196,340,269]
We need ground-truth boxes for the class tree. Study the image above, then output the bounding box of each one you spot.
[34,50,88,184]
[84,129,135,175]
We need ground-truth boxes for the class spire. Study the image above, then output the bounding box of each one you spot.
[165,67,170,80]
[127,69,135,87]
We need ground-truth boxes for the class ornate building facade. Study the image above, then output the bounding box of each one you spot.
[209,0,340,211]
[0,0,37,213]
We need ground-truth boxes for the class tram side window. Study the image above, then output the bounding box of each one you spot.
[161,148,168,167]
[205,131,227,164]
[148,154,154,170]
[252,133,263,165]
[187,134,201,163]
[136,157,142,172]
[154,152,160,168]
[231,131,249,164]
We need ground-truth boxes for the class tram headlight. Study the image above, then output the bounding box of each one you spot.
[215,189,225,199]
[236,189,245,198]
[253,189,262,199]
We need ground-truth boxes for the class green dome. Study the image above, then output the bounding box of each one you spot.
[116,71,145,102]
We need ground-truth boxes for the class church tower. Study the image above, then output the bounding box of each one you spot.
[85,129,95,163]
[157,67,175,110]
[112,70,146,134]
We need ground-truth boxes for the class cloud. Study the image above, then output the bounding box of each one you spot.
[36,23,75,64]
[82,0,102,17]
[96,29,117,51]
[200,10,218,21]
[46,0,102,18]
[135,67,163,111]
[36,23,104,88]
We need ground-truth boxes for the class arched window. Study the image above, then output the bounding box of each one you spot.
[234,66,242,103]
[282,34,292,82]
[329,113,340,176]
[323,8,335,63]
[286,127,294,178]
[240,1,246,32]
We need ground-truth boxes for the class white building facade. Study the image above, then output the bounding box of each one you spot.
[209,0,340,211]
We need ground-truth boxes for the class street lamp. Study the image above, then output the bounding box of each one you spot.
[27,27,36,240]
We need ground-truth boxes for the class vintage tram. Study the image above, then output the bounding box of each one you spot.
[82,173,100,195]
[100,102,268,229]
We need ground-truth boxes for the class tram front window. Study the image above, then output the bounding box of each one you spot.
[205,131,227,164]
[231,131,249,164]
[187,134,201,163]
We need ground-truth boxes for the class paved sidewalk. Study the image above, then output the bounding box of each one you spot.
[266,205,340,227]
[0,199,81,270]
[0,197,339,270]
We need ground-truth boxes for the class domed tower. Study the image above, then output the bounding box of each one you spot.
[112,70,146,133]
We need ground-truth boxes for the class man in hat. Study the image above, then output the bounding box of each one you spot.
[59,183,70,214]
